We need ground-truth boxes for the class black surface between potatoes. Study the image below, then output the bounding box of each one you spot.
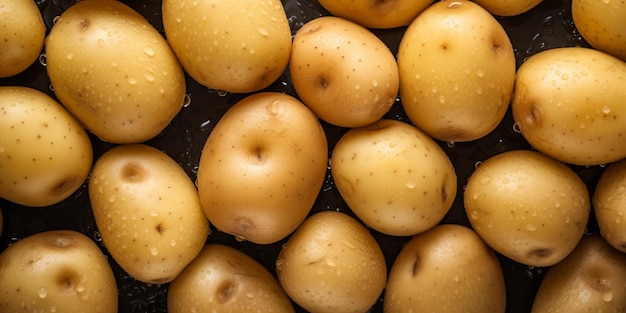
[0,0,608,312]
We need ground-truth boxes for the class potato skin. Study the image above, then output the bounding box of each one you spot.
[0,230,118,313]
[168,244,294,313]
[317,0,433,29]
[464,150,590,267]
[472,0,543,16]
[196,92,327,244]
[512,47,626,166]
[592,159,626,253]
[45,0,186,144]
[572,0,626,61]
[89,144,209,284]
[384,224,506,313]
[0,86,93,207]
[0,0,45,78]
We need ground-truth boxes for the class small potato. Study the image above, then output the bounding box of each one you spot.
[512,47,626,166]
[45,0,186,144]
[384,224,506,313]
[317,0,433,29]
[331,119,457,236]
[572,0,626,60]
[162,0,292,93]
[276,211,387,313]
[168,244,294,313]
[472,0,543,16]
[464,150,590,267]
[531,235,626,313]
[0,230,118,313]
[0,0,45,78]
[0,86,93,207]
[89,144,209,284]
[398,0,515,142]
[196,92,327,244]
[290,16,399,128]
[592,158,626,253]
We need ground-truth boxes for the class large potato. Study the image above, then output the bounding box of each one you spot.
[317,0,433,29]
[472,0,543,16]
[0,0,45,78]
[331,119,457,236]
[398,0,515,142]
[276,211,387,313]
[290,16,398,128]
[45,0,186,144]
[168,244,294,313]
[592,158,626,253]
[0,86,92,207]
[162,0,291,93]
[89,144,209,284]
[0,230,118,313]
[572,0,626,60]
[464,150,590,267]
[196,92,327,244]
[384,224,506,313]
[512,47,626,166]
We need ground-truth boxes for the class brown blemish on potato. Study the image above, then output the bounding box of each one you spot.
[216,280,237,303]
[528,248,553,259]
[411,255,420,276]
[56,267,79,293]
[155,223,164,235]
[441,185,449,203]
[78,18,90,30]
[46,234,75,248]
[524,102,542,128]
[121,162,148,183]
[318,76,329,90]
[49,176,79,197]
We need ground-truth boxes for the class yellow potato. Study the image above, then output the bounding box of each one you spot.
[331,119,457,236]
[162,0,291,93]
[531,235,626,313]
[317,0,433,29]
[45,0,186,144]
[276,211,387,313]
[89,144,209,284]
[196,92,327,244]
[398,0,515,142]
[384,224,506,313]
[472,0,543,16]
[290,16,399,128]
[512,47,626,166]
[168,244,294,313]
[0,0,45,78]
[0,230,118,313]
[592,158,626,253]
[572,0,626,60]
[0,86,92,207]
[464,150,590,267]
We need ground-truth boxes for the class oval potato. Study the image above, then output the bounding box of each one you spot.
[592,158,626,253]
[0,0,45,78]
[572,0,626,60]
[317,0,433,29]
[472,0,543,16]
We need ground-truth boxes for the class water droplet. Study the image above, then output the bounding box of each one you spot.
[150,210,158,217]
[128,77,138,85]
[453,275,460,282]
[276,259,284,271]
[472,192,480,200]
[447,141,455,148]
[93,231,102,242]
[183,94,192,107]
[602,106,612,114]
[602,291,613,302]
[470,210,479,219]
[97,39,105,47]
[143,47,155,57]
[439,95,446,103]
[108,195,116,203]
[372,80,379,87]
[476,70,484,77]
[447,1,463,8]
[217,90,228,97]
[525,224,537,231]
[405,181,416,189]
[170,239,177,247]
[561,73,569,80]
[474,161,483,168]
[512,122,522,133]
[432,87,438,93]
[53,15,60,24]
[258,27,269,37]
[144,74,155,82]
[150,247,159,256]
[479,176,491,185]
[39,53,47,66]
[235,235,246,242]
[66,52,74,60]
[245,292,255,299]
[38,287,48,299]
[554,200,561,208]
[476,86,483,94]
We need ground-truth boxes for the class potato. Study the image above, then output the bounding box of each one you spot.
[45,0,186,144]
[168,244,294,313]
[89,144,209,284]
[512,47,626,166]
[331,119,457,236]
[472,0,543,16]
[0,86,93,207]
[572,0,626,61]
[162,0,291,93]
[0,230,117,313]
[196,92,327,244]
[531,235,626,313]
[290,16,399,128]
[0,0,45,78]
[592,158,626,253]
[384,224,506,313]
[275,211,386,313]
[397,0,515,142]
[316,0,433,29]
[464,150,590,267]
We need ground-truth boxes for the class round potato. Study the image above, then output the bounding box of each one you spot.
[592,158,626,253]
[317,0,433,29]
[168,244,294,313]
[162,0,292,93]
[45,0,186,144]
[290,16,399,128]
[89,144,210,284]
[196,92,327,244]
[276,211,387,313]
[398,0,515,142]
[464,150,590,267]
[472,0,543,16]
[0,230,118,313]
[512,47,626,166]
[572,0,626,61]
[0,86,92,207]
[331,119,457,236]
[384,224,506,313]
[0,0,45,78]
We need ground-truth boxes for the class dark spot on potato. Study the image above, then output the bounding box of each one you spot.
[121,163,148,183]
[411,255,420,276]
[49,176,78,197]
[78,18,90,30]
[56,268,79,293]
[442,185,448,203]
[319,77,329,90]
[216,280,237,303]
[155,223,164,235]
[528,248,553,259]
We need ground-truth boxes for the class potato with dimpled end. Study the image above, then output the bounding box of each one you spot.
[572,0,626,61]
[0,0,46,78]
[592,158,626,253]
